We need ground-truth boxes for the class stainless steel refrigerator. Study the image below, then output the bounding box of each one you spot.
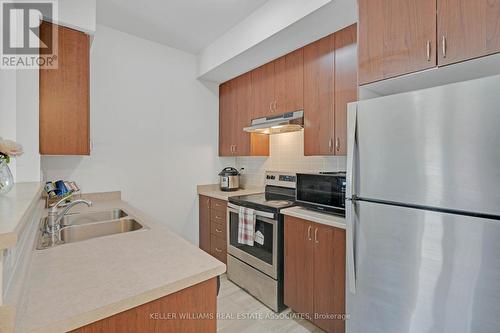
[346,75,500,333]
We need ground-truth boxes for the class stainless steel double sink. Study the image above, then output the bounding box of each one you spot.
[36,209,147,250]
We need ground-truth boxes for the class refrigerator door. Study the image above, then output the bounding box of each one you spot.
[347,200,500,333]
[354,75,500,216]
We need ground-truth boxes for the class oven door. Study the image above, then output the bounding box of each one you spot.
[227,203,278,279]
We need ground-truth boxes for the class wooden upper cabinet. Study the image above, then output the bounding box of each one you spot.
[334,24,358,156]
[219,81,236,156]
[304,34,335,156]
[251,62,275,119]
[438,0,500,66]
[39,22,90,155]
[234,73,252,156]
[284,216,314,316]
[274,48,304,114]
[358,0,437,85]
[219,75,269,157]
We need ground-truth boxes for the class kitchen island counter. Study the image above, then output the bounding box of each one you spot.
[15,198,225,333]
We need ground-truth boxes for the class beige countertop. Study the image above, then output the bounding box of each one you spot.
[15,199,226,333]
[281,206,346,230]
[197,184,263,200]
[0,182,43,250]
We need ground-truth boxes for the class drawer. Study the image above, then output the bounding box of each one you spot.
[211,198,227,213]
[210,209,226,224]
[210,219,226,238]
[210,235,227,264]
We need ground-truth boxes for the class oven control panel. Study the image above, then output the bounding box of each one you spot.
[265,171,296,188]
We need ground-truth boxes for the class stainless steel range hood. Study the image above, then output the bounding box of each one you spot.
[243,110,303,135]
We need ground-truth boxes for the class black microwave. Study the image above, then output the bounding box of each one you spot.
[295,172,346,216]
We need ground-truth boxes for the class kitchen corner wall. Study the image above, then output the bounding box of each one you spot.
[236,130,346,187]
[41,24,232,245]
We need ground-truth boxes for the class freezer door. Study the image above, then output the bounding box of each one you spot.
[347,200,500,333]
[354,75,500,216]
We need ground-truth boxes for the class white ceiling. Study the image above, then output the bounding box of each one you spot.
[96,0,269,54]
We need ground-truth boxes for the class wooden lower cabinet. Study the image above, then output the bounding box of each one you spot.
[199,195,211,254]
[199,196,227,264]
[284,216,346,333]
[70,278,217,333]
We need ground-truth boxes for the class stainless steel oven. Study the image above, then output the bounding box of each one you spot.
[226,171,296,312]
[227,203,278,278]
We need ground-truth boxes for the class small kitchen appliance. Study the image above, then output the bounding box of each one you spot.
[296,172,346,216]
[218,167,240,191]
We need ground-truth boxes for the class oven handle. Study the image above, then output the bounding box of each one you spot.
[227,203,276,220]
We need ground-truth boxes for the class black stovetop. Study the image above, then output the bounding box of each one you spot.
[229,185,296,214]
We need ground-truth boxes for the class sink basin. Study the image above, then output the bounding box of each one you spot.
[59,218,144,243]
[36,214,147,250]
[59,209,128,226]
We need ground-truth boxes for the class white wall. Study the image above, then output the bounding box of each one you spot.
[197,0,357,82]
[15,69,40,182]
[56,0,96,34]
[236,130,346,187]
[0,71,17,180]
[198,0,331,76]
[41,24,233,244]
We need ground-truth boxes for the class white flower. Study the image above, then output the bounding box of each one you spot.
[0,137,24,157]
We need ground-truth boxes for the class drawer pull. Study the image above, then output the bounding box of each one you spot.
[215,248,222,253]
[215,215,222,220]
[215,228,222,233]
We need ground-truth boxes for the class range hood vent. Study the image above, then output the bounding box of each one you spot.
[243,110,304,135]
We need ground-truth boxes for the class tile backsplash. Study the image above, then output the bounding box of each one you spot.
[236,130,346,187]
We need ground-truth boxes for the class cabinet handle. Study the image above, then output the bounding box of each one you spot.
[215,248,222,253]
[273,101,277,112]
[442,36,447,58]
[336,137,340,151]
[307,226,312,241]
[269,101,273,113]
[233,145,237,153]
[206,198,210,208]
[314,228,319,244]
[215,215,222,220]
[426,40,431,61]
[329,138,333,152]
[215,228,222,233]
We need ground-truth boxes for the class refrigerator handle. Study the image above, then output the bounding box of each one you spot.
[346,199,356,294]
[346,103,357,199]
[346,102,358,294]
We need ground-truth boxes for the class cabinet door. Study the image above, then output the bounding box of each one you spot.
[304,34,335,156]
[334,24,358,156]
[251,62,275,119]
[438,0,500,66]
[358,0,437,85]
[233,73,252,156]
[219,81,236,156]
[313,224,346,333]
[233,73,269,156]
[275,48,304,114]
[39,22,90,155]
[284,216,314,315]
[199,195,211,254]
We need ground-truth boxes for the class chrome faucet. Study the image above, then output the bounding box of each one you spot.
[46,195,92,233]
